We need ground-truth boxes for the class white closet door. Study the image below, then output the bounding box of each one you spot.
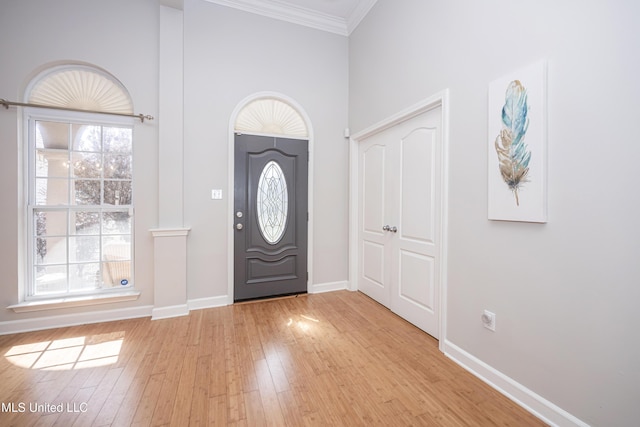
[358,106,442,338]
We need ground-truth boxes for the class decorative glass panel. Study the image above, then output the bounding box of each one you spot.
[257,161,288,244]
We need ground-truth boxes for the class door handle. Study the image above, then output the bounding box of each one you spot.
[382,225,398,233]
[382,225,390,231]
[236,223,243,230]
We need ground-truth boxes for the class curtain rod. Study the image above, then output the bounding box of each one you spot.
[0,98,154,123]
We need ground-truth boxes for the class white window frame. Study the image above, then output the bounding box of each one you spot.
[24,108,136,301]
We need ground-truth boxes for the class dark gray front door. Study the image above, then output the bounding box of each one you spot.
[234,134,308,301]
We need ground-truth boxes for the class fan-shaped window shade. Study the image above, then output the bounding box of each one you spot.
[28,68,133,114]
[235,98,307,138]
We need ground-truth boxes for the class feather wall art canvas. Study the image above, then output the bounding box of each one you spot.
[488,61,547,222]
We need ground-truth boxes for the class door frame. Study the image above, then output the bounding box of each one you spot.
[227,92,314,304]
[349,90,450,352]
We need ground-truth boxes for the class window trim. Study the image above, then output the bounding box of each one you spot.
[23,107,136,302]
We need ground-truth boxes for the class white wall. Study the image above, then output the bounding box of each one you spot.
[0,0,159,323]
[349,0,640,425]
[182,0,349,300]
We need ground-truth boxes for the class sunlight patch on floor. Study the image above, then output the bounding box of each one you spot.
[4,332,125,370]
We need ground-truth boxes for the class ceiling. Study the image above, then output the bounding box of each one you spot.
[205,0,378,36]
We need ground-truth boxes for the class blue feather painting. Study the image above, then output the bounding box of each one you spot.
[488,60,547,223]
[495,80,531,206]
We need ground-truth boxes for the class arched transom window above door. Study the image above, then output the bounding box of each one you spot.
[235,98,308,138]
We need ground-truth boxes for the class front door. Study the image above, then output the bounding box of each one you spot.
[234,134,308,301]
[358,106,442,338]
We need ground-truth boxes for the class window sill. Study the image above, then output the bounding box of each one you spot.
[7,290,141,313]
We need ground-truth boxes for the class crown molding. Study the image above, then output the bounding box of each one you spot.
[346,0,377,35]
[204,0,377,36]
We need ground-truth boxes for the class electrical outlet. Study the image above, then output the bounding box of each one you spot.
[481,310,496,331]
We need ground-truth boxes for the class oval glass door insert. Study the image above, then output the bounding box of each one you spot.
[257,160,288,244]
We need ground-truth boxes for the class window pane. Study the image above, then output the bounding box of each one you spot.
[34,237,67,265]
[73,180,101,205]
[36,150,69,178]
[35,178,69,205]
[104,181,132,205]
[34,210,67,237]
[72,152,102,178]
[36,121,69,150]
[34,265,67,294]
[103,236,131,258]
[71,211,100,235]
[69,263,100,291]
[30,117,134,297]
[103,237,131,287]
[104,127,132,153]
[72,124,101,152]
[103,154,132,179]
[103,211,131,235]
[70,236,100,263]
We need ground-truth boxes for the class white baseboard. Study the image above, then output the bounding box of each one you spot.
[308,280,348,294]
[442,340,589,427]
[0,287,348,335]
[150,304,189,320]
[0,305,153,335]
[188,295,230,311]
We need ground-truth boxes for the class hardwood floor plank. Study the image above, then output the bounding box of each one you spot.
[0,291,546,427]
[209,394,228,425]
[254,358,286,426]
[168,344,199,426]
[188,355,212,426]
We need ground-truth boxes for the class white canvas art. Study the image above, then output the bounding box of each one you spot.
[488,60,547,222]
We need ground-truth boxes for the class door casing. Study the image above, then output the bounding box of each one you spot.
[228,92,314,304]
[349,90,450,352]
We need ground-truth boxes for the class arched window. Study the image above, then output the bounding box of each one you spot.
[235,97,308,138]
[25,65,135,298]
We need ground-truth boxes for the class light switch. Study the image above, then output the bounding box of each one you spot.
[211,189,223,200]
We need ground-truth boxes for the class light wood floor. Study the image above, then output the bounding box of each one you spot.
[0,291,545,426]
